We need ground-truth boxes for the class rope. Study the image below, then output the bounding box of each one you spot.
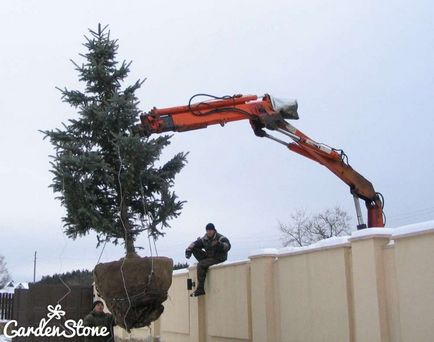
[115,142,161,330]
[139,173,156,287]
[153,237,159,257]
[116,145,133,330]
[56,172,72,305]
[48,141,162,330]
[96,240,108,264]
[56,276,72,305]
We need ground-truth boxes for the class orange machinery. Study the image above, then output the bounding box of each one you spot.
[138,93,384,229]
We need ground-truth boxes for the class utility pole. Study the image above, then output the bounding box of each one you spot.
[33,251,37,283]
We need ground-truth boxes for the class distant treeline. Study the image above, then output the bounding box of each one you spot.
[173,262,189,270]
[38,262,189,285]
[38,269,93,286]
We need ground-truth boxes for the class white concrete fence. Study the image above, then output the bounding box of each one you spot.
[115,221,434,342]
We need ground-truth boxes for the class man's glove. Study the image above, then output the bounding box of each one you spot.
[185,249,192,259]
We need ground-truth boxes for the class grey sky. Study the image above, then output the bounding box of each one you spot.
[1,0,433,282]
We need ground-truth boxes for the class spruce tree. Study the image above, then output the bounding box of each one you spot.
[43,24,187,257]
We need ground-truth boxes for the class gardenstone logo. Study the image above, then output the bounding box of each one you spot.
[2,304,110,338]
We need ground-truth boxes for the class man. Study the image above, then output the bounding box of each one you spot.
[185,223,231,296]
[83,300,115,342]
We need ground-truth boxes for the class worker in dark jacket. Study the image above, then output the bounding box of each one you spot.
[83,300,115,342]
[185,223,231,296]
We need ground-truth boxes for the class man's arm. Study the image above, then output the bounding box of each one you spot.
[185,237,204,258]
[217,235,231,252]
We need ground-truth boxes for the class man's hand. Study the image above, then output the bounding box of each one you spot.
[211,240,220,247]
[185,249,192,259]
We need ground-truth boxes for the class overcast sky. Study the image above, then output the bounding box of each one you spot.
[1,0,433,282]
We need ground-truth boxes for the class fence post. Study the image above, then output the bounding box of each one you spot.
[349,229,392,342]
[249,250,278,342]
[0,293,3,320]
[188,265,206,342]
[8,293,13,320]
[0,293,4,320]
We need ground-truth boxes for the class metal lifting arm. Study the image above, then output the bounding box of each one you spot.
[139,94,384,229]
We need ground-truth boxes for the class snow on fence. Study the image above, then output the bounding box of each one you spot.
[0,293,13,321]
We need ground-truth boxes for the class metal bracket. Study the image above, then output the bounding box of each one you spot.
[187,278,195,290]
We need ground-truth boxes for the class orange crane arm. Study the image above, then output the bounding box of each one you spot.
[139,94,384,229]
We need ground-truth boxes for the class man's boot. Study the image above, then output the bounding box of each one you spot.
[191,286,205,297]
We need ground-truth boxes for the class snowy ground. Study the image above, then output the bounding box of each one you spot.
[0,319,11,342]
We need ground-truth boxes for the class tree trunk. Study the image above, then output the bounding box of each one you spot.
[120,200,137,258]
[125,233,137,258]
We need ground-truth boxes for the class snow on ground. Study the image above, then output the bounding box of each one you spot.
[0,318,11,342]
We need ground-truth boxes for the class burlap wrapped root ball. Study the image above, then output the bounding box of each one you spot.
[94,256,173,331]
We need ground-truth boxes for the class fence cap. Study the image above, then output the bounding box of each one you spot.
[392,219,434,239]
[249,248,279,259]
[173,268,189,276]
[278,236,351,256]
[349,228,393,242]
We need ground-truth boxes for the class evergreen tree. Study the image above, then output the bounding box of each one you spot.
[43,24,187,257]
[173,262,189,270]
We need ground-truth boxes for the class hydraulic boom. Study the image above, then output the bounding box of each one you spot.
[138,94,384,229]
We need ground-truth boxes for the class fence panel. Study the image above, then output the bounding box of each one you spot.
[12,284,93,342]
[0,292,14,320]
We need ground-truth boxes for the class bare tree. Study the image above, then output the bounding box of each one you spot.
[279,206,352,247]
[0,255,11,289]
[279,210,312,247]
[309,206,352,241]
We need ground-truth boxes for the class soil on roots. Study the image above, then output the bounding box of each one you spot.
[94,256,173,331]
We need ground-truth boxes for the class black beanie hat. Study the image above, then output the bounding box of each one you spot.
[92,300,103,310]
[205,223,215,231]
